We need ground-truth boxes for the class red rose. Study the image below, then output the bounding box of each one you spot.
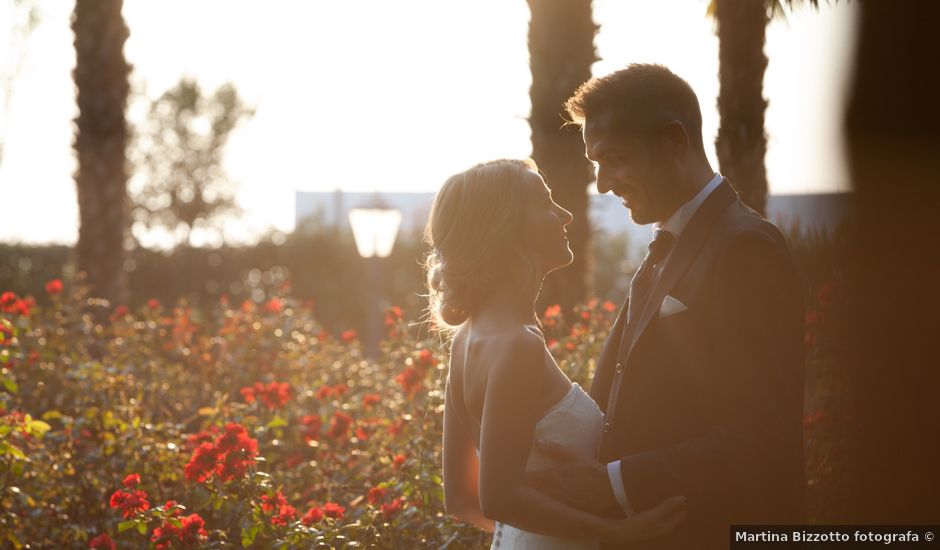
[300,414,322,443]
[109,488,150,519]
[216,423,257,454]
[301,506,323,525]
[385,305,404,326]
[179,513,208,542]
[184,442,222,483]
[367,486,386,504]
[163,500,181,517]
[89,533,115,550]
[240,386,256,404]
[261,490,288,513]
[388,417,406,436]
[271,504,297,527]
[322,501,345,519]
[316,385,334,400]
[4,297,31,316]
[355,425,370,441]
[395,366,425,397]
[416,348,437,367]
[381,497,405,518]
[151,512,208,549]
[264,297,284,314]
[212,424,259,482]
[327,411,353,439]
[362,393,381,408]
[242,381,291,409]
[111,304,129,320]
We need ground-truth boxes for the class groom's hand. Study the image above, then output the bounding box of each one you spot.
[525,439,623,517]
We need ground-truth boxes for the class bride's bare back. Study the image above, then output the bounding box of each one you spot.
[447,314,572,451]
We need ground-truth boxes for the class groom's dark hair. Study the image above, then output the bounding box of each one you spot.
[565,63,706,158]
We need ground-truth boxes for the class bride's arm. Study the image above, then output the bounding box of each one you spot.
[474,330,612,539]
[477,330,685,543]
[443,375,494,532]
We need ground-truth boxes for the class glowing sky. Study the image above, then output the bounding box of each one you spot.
[0,0,859,245]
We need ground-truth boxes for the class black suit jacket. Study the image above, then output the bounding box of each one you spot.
[590,181,806,550]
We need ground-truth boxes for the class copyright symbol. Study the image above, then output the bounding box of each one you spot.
[927,532,935,542]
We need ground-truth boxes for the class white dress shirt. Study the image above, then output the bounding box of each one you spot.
[606,172,723,516]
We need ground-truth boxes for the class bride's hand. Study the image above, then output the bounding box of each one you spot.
[602,496,687,544]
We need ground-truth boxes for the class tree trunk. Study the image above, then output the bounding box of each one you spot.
[71,0,131,306]
[527,0,597,314]
[839,1,940,523]
[715,0,770,215]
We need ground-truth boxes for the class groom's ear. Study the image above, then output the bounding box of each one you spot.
[660,120,690,160]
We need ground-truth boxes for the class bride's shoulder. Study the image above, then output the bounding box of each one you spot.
[468,325,545,377]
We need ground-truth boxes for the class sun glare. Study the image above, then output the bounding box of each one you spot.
[0,0,858,246]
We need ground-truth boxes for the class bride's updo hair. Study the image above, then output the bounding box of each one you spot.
[424,158,540,328]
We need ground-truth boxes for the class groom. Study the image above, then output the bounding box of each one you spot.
[529,64,805,549]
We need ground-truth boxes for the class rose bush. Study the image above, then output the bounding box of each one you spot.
[0,276,839,548]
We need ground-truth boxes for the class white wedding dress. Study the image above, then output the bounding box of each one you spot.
[491,382,604,550]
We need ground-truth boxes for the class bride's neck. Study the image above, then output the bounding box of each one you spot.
[475,278,541,326]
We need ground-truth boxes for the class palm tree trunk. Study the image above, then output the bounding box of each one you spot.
[528,0,597,314]
[715,0,770,215]
[71,0,131,306]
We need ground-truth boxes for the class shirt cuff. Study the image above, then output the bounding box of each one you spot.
[607,460,635,517]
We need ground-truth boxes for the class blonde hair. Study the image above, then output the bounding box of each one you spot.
[424,159,542,328]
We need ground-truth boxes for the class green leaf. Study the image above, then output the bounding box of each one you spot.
[137,522,148,535]
[27,420,51,437]
[41,410,62,421]
[2,442,26,460]
[118,520,138,533]
[1,377,18,394]
[241,524,259,547]
[266,415,288,429]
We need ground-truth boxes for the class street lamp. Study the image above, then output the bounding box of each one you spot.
[348,207,402,358]
[348,209,402,259]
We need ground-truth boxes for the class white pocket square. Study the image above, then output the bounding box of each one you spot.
[659,295,688,318]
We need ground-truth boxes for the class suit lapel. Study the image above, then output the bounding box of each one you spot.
[591,295,629,408]
[618,180,738,362]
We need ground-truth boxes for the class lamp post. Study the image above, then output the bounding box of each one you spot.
[348,207,402,359]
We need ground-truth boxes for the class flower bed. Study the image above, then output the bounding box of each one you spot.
[0,279,839,548]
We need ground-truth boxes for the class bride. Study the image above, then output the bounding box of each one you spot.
[427,159,686,548]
